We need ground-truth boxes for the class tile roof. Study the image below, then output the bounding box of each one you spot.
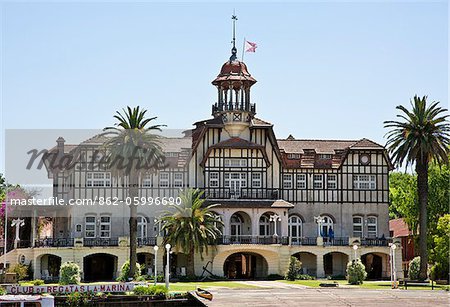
[277,139,357,154]
[389,218,412,237]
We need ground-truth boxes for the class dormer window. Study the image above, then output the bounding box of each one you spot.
[287,153,301,159]
[318,154,332,159]
[165,152,179,158]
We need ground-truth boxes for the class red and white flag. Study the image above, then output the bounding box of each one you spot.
[245,40,257,53]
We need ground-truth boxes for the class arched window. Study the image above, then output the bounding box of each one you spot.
[212,212,223,234]
[137,216,147,239]
[320,215,334,237]
[367,216,377,238]
[259,215,271,236]
[353,216,363,237]
[230,214,243,237]
[288,215,303,243]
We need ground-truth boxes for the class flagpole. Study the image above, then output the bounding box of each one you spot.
[241,37,245,62]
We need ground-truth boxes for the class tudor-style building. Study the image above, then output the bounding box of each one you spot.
[2,42,402,282]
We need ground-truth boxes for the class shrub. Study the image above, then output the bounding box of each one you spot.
[8,264,29,281]
[59,262,81,285]
[133,285,168,297]
[297,274,315,280]
[346,259,367,285]
[285,256,302,281]
[66,291,94,307]
[117,261,142,282]
[31,279,44,286]
[0,287,6,295]
[408,256,420,280]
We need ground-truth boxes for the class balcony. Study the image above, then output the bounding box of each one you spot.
[202,188,280,200]
[291,237,317,246]
[361,237,392,247]
[323,237,349,246]
[137,237,157,247]
[35,238,74,248]
[83,237,119,247]
[217,236,289,245]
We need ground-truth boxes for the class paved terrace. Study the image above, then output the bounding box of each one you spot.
[199,281,449,307]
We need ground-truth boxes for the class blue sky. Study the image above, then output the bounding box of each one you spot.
[0,1,448,174]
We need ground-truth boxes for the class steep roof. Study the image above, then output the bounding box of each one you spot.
[277,139,357,154]
[389,218,412,237]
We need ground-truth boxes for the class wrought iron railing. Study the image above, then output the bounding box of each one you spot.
[323,237,349,246]
[291,237,318,246]
[137,237,157,247]
[217,235,289,245]
[361,237,392,247]
[34,238,75,248]
[83,237,119,247]
[201,188,280,200]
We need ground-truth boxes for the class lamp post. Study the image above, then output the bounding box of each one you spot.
[153,245,159,286]
[314,216,325,237]
[352,244,359,261]
[165,243,171,289]
[269,214,281,237]
[11,218,25,249]
[391,243,397,288]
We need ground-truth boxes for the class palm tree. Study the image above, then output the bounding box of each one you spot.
[384,95,450,280]
[102,106,165,279]
[159,188,223,277]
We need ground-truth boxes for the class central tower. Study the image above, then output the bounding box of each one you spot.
[211,15,257,137]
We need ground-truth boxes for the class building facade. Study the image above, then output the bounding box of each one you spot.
[3,45,403,282]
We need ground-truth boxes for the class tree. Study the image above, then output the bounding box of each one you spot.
[384,95,450,280]
[159,188,223,277]
[389,172,418,234]
[102,106,165,279]
[430,214,450,280]
[285,256,302,281]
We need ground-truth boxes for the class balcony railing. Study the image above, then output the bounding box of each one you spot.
[323,237,349,246]
[137,237,157,247]
[202,188,280,200]
[33,238,74,248]
[84,237,119,247]
[361,237,392,247]
[291,237,317,246]
[217,235,289,245]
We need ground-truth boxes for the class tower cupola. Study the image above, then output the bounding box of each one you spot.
[211,15,257,122]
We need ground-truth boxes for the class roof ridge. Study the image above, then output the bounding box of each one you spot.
[277,139,358,142]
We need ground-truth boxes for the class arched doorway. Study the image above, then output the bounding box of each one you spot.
[137,252,155,276]
[223,252,268,279]
[39,254,61,281]
[362,253,384,280]
[292,252,317,276]
[83,253,117,282]
[323,252,349,277]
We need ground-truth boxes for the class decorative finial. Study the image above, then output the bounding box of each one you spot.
[230,13,238,61]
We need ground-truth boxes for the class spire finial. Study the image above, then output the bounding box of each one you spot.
[230,12,238,61]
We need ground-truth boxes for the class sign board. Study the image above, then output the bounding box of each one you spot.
[6,283,140,294]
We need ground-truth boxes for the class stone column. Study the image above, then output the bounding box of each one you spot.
[316,253,325,278]
[33,257,41,279]
[31,209,37,247]
[280,210,289,237]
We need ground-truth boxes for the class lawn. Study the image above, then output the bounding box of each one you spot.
[280,279,447,290]
[168,281,261,292]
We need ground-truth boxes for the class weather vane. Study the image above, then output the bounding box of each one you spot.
[230,12,238,61]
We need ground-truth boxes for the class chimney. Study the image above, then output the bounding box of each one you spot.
[56,137,65,157]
